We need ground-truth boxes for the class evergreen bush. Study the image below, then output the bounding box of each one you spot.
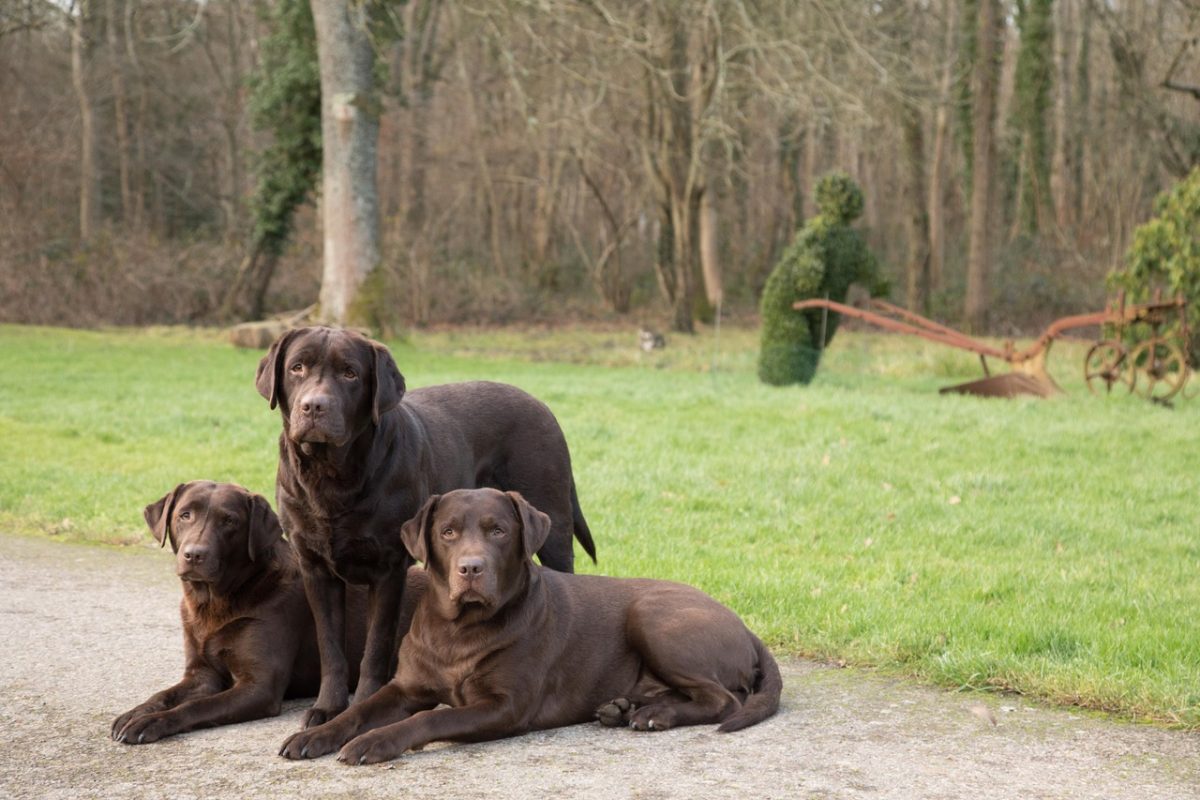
[758,173,884,386]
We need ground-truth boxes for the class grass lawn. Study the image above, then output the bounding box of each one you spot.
[1,321,1197,727]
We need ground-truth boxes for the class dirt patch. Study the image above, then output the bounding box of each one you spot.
[1,534,1197,799]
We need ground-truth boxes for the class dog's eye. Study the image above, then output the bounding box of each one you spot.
[440,528,456,540]
[490,527,505,538]
[178,510,191,521]
[289,362,304,374]
[342,368,357,380]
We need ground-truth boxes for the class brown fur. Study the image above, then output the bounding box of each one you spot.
[279,488,780,765]
[256,326,594,729]
[111,482,425,744]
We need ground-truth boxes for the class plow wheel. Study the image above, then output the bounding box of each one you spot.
[1125,337,1189,401]
[1083,340,1126,395]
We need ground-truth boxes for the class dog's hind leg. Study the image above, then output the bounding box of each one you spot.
[626,683,741,732]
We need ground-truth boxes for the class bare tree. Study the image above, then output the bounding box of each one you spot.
[310,0,382,325]
[965,0,1004,332]
[70,0,100,242]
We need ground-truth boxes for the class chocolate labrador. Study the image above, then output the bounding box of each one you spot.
[111,481,420,744]
[256,326,596,728]
[279,488,780,765]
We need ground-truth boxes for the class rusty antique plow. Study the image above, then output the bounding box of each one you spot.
[792,293,1192,401]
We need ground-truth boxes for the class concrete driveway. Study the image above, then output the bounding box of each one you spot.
[1,533,1197,800]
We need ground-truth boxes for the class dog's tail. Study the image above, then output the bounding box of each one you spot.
[570,480,597,563]
[718,634,782,733]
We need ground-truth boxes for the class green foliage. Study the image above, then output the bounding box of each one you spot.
[955,0,979,192]
[1012,0,1054,235]
[248,0,322,257]
[758,173,882,386]
[1109,167,1200,364]
[813,171,864,223]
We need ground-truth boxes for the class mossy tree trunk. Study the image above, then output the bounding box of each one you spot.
[311,0,382,327]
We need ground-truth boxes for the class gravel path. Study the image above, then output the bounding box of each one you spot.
[1,533,1197,800]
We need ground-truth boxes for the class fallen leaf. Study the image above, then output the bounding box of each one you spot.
[882,482,894,491]
[948,495,962,505]
[821,452,831,466]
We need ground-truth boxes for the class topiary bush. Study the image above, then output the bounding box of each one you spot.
[1108,167,1200,365]
[758,172,884,386]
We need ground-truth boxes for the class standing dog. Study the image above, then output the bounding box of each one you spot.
[111,482,382,744]
[280,488,780,765]
[256,327,595,729]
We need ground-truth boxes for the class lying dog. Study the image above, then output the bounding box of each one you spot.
[111,481,422,744]
[256,327,596,728]
[279,488,780,765]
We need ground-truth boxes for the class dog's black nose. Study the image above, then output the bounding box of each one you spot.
[299,394,332,416]
[456,556,485,578]
[182,544,208,564]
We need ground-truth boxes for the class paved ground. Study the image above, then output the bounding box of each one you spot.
[1,533,1198,800]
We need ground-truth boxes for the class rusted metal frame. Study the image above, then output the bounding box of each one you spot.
[1008,310,1110,365]
[792,298,1011,359]
[866,299,983,349]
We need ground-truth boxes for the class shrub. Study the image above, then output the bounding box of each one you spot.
[758,173,884,385]
[1108,167,1200,365]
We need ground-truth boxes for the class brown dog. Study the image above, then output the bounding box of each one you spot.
[256,327,595,729]
[279,488,781,765]
[111,481,389,744]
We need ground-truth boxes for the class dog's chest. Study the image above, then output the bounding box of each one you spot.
[290,511,398,584]
[194,617,253,685]
[407,625,506,707]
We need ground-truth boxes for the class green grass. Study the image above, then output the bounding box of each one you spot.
[1,322,1198,727]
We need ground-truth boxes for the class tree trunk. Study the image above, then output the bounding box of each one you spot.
[654,203,677,306]
[219,240,280,322]
[928,0,957,297]
[901,101,931,313]
[1072,0,1091,225]
[670,194,697,334]
[310,0,382,326]
[107,0,132,222]
[222,3,245,241]
[1012,0,1055,237]
[965,0,1002,332]
[1050,0,1073,229]
[71,0,100,243]
[125,0,147,230]
[699,189,722,308]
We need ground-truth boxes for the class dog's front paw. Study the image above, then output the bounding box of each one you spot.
[279,723,348,760]
[113,712,174,744]
[301,702,345,730]
[596,696,635,727]
[337,730,407,766]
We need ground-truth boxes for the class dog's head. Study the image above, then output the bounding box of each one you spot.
[255,326,405,449]
[143,481,283,598]
[400,488,551,622]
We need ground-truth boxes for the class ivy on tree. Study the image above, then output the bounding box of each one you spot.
[757,173,885,386]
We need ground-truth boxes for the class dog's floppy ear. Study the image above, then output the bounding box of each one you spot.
[144,483,186,553]
[370,341,406,424]
[507,491,551,561]
[400,494,439,565]
[247,492,283,563]
[255,328,304,410]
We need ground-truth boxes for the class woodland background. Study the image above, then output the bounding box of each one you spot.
[1,0,1198,335]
